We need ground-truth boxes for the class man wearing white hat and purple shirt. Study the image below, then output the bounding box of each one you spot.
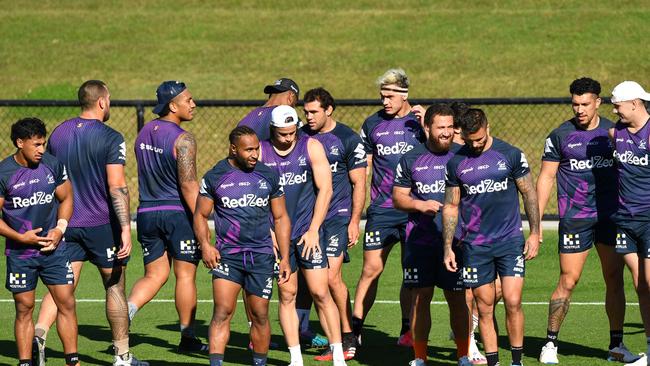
[237,78,300,141]
[259,105,347,366]
[610,80,650,365]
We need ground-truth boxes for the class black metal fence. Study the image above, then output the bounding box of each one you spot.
[0,98,620,218]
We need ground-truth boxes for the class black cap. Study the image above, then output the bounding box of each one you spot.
[153,80,187,115]
[263,78,299,96]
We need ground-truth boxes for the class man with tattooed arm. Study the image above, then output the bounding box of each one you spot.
[34,80,148,366]
[442,108,540,366]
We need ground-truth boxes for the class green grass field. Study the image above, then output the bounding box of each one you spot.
[0,229,644,365]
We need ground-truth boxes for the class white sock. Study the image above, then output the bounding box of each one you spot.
[331,343,344,362]
[288,345,302,364]
[472,314,479,333]
[128,302,138,322]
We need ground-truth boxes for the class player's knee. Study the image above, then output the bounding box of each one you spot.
[503,298,522,314]
[361,261,383,279]
[559,274,579,292]
[249,309,269,326]
[212,305,234,323]
[279,286,297,305]
[310,288,332,306]
[15,300,35,318]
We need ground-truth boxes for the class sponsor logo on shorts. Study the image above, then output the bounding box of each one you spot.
[262,277,273,299]
[364,230,382,247]
[180,239,197,254]
[66,261,74,284]
[513,255,524,277]
[562,233,581,250]
[462,267,478,284]
[8,272,27,289]
[311,251,324,264]
[403,267,419,284]
[212,262,230,277]
[326,234,340,256]
[616,233,628,249]
[106,246,117,261]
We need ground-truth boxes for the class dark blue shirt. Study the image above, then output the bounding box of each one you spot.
[47,117,126,227]
[200,159,283,254]
[0,153,67,258]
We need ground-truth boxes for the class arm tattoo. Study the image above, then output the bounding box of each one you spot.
[110,186,130,227]
[547,297,571,332]
[442,186,460,248]
[176,132,197,183]
[516,174,540,235]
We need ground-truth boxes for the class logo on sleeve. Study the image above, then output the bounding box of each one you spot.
[119,142,127,160]
[354,143,367,161]
[62,166,68,181]
[200,179,208,195]
[544,138,554,154]
[520,153,529,168]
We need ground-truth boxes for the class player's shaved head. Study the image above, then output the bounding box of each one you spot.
[229,125,257,145]
[78,80,109,110]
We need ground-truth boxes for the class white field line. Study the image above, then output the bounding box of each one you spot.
[0,299,638,306]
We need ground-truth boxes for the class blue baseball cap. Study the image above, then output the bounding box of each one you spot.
[153,80,187,115]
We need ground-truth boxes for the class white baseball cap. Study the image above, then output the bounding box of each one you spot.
[611,81,650,103]
[270,105,300,127]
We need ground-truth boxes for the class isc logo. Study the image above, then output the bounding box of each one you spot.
[12,191,55,208]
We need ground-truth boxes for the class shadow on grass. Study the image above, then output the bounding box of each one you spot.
[0,339,106,365]
[623,322,646,336]
[79,323,176,355]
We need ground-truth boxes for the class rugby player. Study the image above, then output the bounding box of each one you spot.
[537,77,638,364]
[1,118,77,366]
[610,80,650,366]
[194,126,291,366]
[34,80,148,366]
[442,108,541,366]
[126,81,207,352]
[301,87,368,360]
[260,105,346,366]
[237,78,300,141]
[352,68,425,347]
[392,104,471,366]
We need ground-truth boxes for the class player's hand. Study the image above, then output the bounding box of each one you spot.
[40,227,64,252]
[20,228,51,246]
[347,221,360,248]
[415,200,443,216]
[277,258,291,285]
[201,245,220,269]
[298,229,321,259]
[412,104,426,130]
[443,246,457,272]
[524,233,540,260]
[117,226,132,259]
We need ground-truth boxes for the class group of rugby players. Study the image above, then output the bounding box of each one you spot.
[2,70,650,366]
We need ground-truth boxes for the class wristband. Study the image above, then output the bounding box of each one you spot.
[56,219,68,234]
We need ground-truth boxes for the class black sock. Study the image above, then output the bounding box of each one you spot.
[65,353,80,366]
[252,352,267,366]
[18,361,32,366]
[352,316,364,335]
[209,353,224,366]
[609,330,624,350]
[485,351,499,366]
[342,332,354,347]
[546,329,559,347]
[511,346,523,365]
[400,318,410,335]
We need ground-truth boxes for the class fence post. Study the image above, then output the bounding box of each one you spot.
[136,103,145,131]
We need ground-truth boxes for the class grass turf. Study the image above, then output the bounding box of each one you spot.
[0,229,644,365]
